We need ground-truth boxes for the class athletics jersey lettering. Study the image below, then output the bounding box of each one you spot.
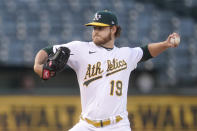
[84,62,104,80]
[83,58,127,86]
[83,62,104,86]
[106,58,127,76]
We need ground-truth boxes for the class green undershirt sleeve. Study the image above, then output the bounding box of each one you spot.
[42,45,54,55]
[140,45,153,62]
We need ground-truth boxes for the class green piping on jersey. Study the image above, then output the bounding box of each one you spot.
[83,75,103,87]
[42,45,53,55]
[106,67,127,77]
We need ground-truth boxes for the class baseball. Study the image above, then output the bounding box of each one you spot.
[170,36,180,46]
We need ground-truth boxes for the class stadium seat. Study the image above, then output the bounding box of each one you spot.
[0,0,196,87]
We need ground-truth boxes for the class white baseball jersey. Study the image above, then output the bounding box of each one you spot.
[53,41,143,120]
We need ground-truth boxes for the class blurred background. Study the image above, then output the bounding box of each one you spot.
[0,0,196,131]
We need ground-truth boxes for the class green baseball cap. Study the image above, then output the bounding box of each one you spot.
[85,10,118,26]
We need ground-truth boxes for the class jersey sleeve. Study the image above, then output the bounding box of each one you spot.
[52,41,83,71]
[129,47,143,69]
[132,47,143,62]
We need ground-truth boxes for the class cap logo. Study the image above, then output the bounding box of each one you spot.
[112,21,114,24]
[93,13,101,21]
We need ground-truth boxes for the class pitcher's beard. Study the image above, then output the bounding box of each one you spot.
[93,33,112,46]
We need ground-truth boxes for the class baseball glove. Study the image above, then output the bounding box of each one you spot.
[42,47,70,80]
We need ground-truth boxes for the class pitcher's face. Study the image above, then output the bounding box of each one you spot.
[92,26,112,46]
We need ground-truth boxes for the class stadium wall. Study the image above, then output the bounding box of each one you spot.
[0,96,196,131]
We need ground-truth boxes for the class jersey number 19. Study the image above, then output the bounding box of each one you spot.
[110,80,122,96]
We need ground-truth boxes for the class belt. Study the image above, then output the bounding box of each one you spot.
[81,115,123,128]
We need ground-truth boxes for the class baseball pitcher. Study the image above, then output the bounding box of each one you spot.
[34,10,180,131]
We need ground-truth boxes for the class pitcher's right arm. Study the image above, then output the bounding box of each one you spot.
[34,50,49,78]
